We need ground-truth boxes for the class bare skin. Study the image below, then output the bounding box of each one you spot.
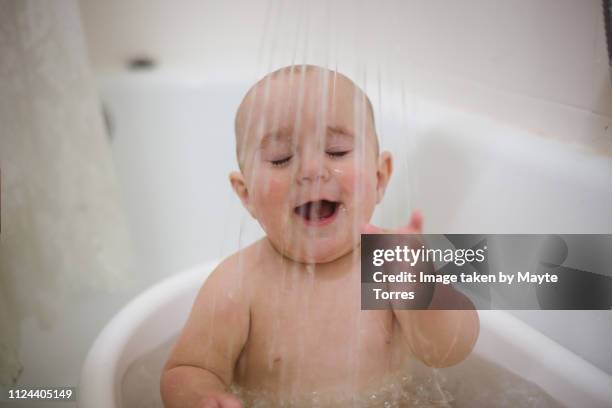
[161,66,479,408]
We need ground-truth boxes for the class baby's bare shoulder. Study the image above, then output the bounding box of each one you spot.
[198,238,270,301]
[210,238,267,278]
[164,241,269,372]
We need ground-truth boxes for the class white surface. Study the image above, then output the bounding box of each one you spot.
[79,0,612,151]
[477,311,612,408]
[80,0,611,114]
[79,261,612,408]
[79,261,217,408]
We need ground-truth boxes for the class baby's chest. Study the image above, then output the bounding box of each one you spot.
[238,292,405,381]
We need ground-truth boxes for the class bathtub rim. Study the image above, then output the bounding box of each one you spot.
[78,260,612,407]
[79,261,216,407]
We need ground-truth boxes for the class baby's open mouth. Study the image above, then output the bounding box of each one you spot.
[294,200,340,224]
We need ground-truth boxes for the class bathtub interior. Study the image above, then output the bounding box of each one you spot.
[122,334,561,408]
[79,261,610,408]
[113,263,564,408]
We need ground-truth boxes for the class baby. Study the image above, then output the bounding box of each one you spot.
[161,65,479,408]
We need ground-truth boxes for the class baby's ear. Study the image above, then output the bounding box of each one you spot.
[376,151,393,203]
[229,171,256,218]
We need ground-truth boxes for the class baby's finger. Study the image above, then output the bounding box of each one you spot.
[410,210,423,231]
[361,223,384,234]
[361,224,398,234]
[398,210,423,233]
[217,394,243,408]
[200,398,221,408]
[361,210,423,235]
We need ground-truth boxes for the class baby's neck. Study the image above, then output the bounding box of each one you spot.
[263,237,359,278]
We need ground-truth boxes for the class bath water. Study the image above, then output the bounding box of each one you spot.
[122,336,564,407]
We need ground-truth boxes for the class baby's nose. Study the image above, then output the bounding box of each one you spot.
[296,156,331,184]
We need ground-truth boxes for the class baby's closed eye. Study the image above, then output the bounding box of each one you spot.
[325,130,354,159]
[270,155,292,166]
[260,144,293,167]
[259,131,294,166]
[267,149,349,166]
[326,149,351,158]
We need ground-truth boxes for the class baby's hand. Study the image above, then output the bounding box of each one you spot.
[198,392,243,408]
[362,210,433,308]
[361,209,423,234]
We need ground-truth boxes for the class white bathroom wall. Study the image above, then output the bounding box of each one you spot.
[98,77,258,282]
[80,0,612,152]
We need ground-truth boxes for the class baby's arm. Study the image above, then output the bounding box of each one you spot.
[393,284,479,368]
[161,257,249,408]
[364,211,480,368]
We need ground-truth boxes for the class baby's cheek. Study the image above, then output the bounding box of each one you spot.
[263,175,289,200]
[339,167,376,201]
[251,174,290,225]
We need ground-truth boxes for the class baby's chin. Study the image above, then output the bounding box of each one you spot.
[270,233,359,265]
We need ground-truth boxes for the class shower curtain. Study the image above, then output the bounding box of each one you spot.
[0,0,132,384]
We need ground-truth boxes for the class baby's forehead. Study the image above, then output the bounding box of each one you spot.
[236,67,373,136]
[234,66,377,164]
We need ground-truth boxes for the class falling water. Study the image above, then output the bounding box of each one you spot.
[229,0,463,405]
[142,0,571,407]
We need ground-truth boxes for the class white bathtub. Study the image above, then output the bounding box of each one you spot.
[78,260,612,408]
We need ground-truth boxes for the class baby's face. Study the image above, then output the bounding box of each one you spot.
[231,67,391,264]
